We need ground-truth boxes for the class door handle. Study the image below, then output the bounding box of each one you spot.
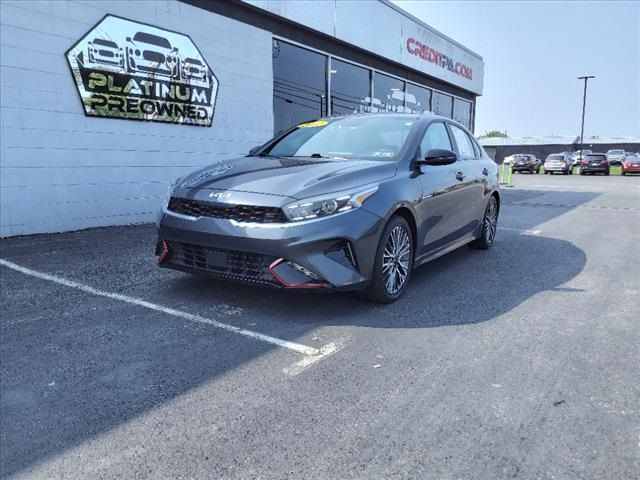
[456,171,465,181]
[482,168,489,176]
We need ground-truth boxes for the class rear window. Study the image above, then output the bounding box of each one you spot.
[585,154,606,160]
[547,155,563,160]
[608,150,624,155]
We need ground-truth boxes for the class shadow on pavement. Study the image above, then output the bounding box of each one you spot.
[0,188,593,477]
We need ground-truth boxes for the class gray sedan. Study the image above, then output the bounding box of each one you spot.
[156,114,500,303]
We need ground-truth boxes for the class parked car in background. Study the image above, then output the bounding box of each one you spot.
[606,149,625,166]
[579,153,610,175]
[510,154,541,173]
[621,153,640,176]
[572,149,592,166]
[544,153,572,174]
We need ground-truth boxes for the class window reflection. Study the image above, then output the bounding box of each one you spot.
[330,59,370,115]
[373,72,406,112]
[406,83,432,114]
[273,40,327,134]
[433,92,453,118]
[453,98,472,130]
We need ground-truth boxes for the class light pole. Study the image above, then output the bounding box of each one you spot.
[577,75,595,161]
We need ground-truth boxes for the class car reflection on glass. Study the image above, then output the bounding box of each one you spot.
[156,114,501,304]
[125,31,179,78]
[182,57,207,83]
[87,38,124,68]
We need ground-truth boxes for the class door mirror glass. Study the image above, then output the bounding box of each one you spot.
[248,146,261,156]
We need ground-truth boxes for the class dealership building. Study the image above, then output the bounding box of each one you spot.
[0,0,484,237]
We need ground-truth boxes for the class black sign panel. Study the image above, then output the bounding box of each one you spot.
[66,15,219,126]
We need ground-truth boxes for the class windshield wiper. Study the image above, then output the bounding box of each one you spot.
[289,153,347,160]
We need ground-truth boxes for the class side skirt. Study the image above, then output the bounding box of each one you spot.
[413,232,477,269]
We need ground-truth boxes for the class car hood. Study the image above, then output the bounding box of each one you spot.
[174,156,397,204]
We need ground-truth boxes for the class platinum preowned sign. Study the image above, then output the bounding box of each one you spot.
[66,15,219,126]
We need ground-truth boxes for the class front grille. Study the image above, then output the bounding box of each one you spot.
[168,197,287,223]
[168,242,280,286]
[143,50,165,63]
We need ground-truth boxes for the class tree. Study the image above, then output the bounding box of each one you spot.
[478,130,508,139]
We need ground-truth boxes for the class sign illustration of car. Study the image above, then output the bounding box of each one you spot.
[181,57,208,83]
[87,38,124,68]
[125,31,179,78]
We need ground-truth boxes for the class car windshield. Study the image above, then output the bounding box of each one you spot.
[547,155,563,160]
[133,32,172,49]
[608,150,624,154]
[265,116,416,160]
[94,38,118,48]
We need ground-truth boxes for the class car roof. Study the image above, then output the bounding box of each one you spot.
[321,112,462,126]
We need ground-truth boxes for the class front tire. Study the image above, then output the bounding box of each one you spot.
[470,195,499,250]
[363,216,414,304]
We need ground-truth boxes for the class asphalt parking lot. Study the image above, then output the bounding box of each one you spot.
[1,173,639,480]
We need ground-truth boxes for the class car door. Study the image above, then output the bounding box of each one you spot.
[414,121,463,257]
[446,122,485,238]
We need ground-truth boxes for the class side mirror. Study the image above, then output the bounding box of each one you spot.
[248,146,261,156]
[417,149,458,166]
[126,36,132,42]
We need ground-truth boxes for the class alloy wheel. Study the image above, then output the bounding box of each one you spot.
[484,197,498,244]
[382,225,411,296]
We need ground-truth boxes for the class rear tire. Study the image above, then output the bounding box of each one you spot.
[605,169,610,176]
[469,195,499,250]
[362,216,414,304]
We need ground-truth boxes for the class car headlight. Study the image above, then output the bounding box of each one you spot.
[283,185,378,222]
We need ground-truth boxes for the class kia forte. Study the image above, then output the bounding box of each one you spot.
[156,114,500,303]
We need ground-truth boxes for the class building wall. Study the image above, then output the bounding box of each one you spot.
[0,0,274,237]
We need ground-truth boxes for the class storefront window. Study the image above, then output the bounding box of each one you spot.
[330,59,370,116]
[433,92,453,118]
[373,72,405,112]
[273,40,327,134]
[453,98,472,130]
[405,83,432,114]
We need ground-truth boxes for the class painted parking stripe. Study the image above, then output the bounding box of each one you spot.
[0,258,342,374]
[499,226,542,235]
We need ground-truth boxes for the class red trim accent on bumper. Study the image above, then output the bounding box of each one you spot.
[268,258,329,289]
[156,240,169,265]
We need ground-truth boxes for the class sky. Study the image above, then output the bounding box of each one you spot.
[393,0,640,138]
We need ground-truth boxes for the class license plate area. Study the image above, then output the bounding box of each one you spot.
[206,250,228,268]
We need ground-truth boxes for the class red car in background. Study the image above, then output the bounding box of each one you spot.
[621,153,640,176]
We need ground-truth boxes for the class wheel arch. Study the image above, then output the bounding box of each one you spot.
[390,206,418,249]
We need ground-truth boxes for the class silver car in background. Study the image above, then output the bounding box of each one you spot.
[606,149,625,166]
[544,153,573,174]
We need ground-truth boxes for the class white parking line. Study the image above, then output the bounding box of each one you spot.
[499,226,542,235]
[0,258,343,375]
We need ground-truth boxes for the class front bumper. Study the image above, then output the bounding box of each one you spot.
[156,206,385,291]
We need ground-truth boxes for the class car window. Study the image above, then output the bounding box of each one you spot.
[419,122,452,156]
[449,124,476,159]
